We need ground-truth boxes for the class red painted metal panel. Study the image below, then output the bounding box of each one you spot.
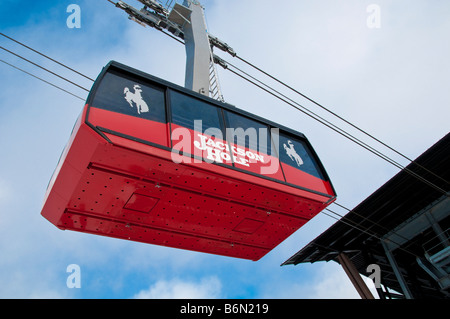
[281,163,335,197]
[124,193,159,213]
[88,107,170,148]
[41,80,336,261]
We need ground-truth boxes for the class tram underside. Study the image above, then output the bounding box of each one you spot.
[42,110,333,261]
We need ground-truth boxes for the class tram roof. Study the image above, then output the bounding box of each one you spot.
[90,60,309,140]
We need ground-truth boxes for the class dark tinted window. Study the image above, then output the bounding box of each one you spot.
[170,90,223,134]
[223,111,273,155]
[277,133,325,180]
[91,70,166,123]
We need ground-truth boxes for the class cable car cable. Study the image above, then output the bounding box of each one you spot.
[223,57,406,167]
[102,0,441,261]
[0,32,95,82]
[222,60,448,246]
[221,59,448,196]
[0,59,86,101]
[0,46,90,92]
[323,207,421,259]
[124,8,448,196]
[105,0,448,189]
[233,54,450,187]
[226,65,447,195]
[224,60,448,250]
[330,201,411,243]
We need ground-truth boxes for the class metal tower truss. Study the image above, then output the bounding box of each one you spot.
[114,0,235,102]
[208,45,224,101]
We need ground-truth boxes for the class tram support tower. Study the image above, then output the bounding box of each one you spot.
[180,0,211,96]
[113,0,228,100]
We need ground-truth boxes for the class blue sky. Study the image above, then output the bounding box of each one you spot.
[1,0,449,299]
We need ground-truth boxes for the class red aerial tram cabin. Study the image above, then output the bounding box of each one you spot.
[41,61,336,261]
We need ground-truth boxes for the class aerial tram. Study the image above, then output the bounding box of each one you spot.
[40,1,336,261]
[41,61,336,261]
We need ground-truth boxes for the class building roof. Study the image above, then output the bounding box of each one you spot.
[282,133,450,299]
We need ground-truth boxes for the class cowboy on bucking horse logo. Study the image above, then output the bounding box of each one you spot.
[283,140,304,167]
[124,84,150,115]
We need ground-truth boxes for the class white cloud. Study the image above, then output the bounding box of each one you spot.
[310,263,378,299]
[258,262,379,299]
[0,178,12,206]
[133,276,222,299]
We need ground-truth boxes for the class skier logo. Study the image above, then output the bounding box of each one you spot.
[124,84,149,115]
[283,140,304,167]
